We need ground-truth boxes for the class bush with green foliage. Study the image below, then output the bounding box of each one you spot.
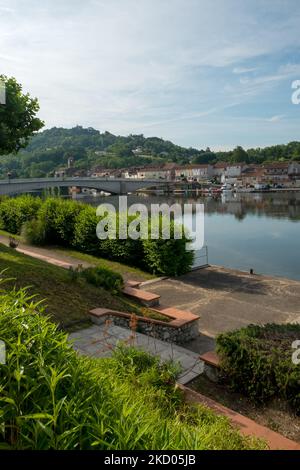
[36,198,83,245]
[0,195,41,234]
[142,219,194,276]
[72,205,99,254]
[0,284,264,449]
[81,266,123,292]
[1,196,194,276]
[216,323,300,411]
[21,218,46,245]
[98,214,145,268]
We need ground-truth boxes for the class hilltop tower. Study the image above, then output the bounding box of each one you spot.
[67,156,75,169]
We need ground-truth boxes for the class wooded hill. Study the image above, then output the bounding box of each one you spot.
[0,125,300,178]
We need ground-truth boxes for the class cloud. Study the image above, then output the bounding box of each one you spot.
[0,0,300,148]
[233,66,258,74]
[267,115,285,122]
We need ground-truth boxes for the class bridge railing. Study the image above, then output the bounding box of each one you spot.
[0,177,164,184]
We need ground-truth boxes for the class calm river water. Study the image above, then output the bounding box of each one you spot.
[87,191,300,281]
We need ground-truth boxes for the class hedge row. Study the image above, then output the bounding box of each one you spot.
[0,195,42,234]
[0,196,194,276]
[216,323,300,412]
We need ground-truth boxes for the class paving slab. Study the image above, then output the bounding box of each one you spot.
[69,324,204,385]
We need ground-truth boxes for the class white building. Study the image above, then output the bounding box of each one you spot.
[175,164,214,181]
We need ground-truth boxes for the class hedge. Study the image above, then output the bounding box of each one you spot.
[216,323,300,412]
[35,198,84,245]
[1,196,194,276]
[0,195,41,234]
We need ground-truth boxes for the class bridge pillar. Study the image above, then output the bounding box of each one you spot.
[120,181,127,195]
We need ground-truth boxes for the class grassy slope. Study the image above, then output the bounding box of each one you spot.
[53,247,155,282]
[0,243,166,328]
[0,229,154,282]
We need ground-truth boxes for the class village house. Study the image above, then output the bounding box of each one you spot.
[240,166,265,187]
[288,161,300,177]
[261,162,289,185]
[136,166,168,180]
[213,162,247,184]
[135,163,177,180]
[175,164,214,182]
[212,162,227,179]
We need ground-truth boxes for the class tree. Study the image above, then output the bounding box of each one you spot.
[192,150,216,164]
[231,146,248,163]
[0,75,44,155]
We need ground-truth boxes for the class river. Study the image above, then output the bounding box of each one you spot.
[85,191,300,281]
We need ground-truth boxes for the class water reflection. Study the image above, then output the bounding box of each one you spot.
[86,192,300,280]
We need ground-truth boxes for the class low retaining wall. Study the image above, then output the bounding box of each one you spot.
[178,384,300,450]
[89,308,200,345]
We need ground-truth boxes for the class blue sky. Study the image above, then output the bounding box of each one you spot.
[1,0,300,150]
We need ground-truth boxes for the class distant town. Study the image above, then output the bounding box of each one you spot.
[55,152,300,192]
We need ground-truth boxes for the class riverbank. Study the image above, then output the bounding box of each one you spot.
[143,265,300,352]
[1,230,300,348]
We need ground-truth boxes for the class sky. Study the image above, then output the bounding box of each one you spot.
[1,0,300,150]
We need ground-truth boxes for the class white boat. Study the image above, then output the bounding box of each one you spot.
[221,183,232,192]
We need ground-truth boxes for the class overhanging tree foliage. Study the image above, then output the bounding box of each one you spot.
[0,74,44,155]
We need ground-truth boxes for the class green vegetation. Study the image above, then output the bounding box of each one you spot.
[1,196,194,276]
[81,266,123,293]
[1,125,300,179]
[0,75,44,156]
[0,195,41,234]
[0,244,166,326]
[217,324,300,412]
[54,248,155,281]
[0,285,264,449]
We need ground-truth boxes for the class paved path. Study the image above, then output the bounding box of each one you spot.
[144,265,300,349]
[0,234,92,268]
[69,324,204,385]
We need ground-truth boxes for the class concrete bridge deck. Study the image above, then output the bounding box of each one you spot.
[0,176,163,196]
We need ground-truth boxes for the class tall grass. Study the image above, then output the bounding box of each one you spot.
[0,282,265,450]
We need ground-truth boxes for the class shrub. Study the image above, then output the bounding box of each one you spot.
[216,323,300,411]
[72,205,99,253]
[96,212,145,267]
[142,219,194,276]
[100,238,145,266]
[81,266,123,292]
[0,195,41,234]
[0,196,194,276]
[0,285,264,450]
[37,198,83,245]
[21,218,47,245]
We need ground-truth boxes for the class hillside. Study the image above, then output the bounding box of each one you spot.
[0,125,300,179]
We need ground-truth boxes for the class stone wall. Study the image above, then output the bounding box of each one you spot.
[90,313,200,345]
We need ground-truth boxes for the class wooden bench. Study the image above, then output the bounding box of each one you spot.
[198,350,220,382]
[152,306,199,326]
[125,280,141,288]
[199,350,220,368]
[122,286,160,307]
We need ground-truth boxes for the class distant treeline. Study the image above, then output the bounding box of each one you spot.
[0,125,300,178]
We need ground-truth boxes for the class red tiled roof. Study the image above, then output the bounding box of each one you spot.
[263,162,289,169]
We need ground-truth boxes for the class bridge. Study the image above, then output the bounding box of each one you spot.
[0,176,164,196]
